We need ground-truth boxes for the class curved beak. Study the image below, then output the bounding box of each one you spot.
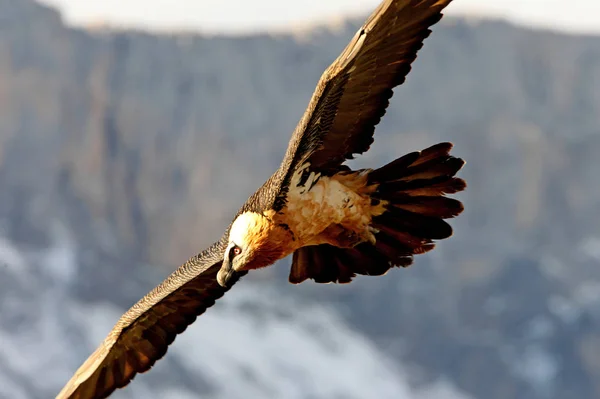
[217,259,237,288]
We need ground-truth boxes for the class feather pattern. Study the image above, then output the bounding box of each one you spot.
[289,142,465,284]
[56,240,246,399]
[268,0,454,211]
[57,2,458,398]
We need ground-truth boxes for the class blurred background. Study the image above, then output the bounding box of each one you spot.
[1,0,600,398]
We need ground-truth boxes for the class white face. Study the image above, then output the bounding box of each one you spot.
[225,212,268,272]
[228,213,259,250]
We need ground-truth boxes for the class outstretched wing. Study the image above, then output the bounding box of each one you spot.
[275,0,452,200]
[56,240,246,399]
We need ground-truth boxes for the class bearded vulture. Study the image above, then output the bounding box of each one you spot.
[57,0,465,398]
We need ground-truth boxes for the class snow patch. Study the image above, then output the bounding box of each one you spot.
[514,345,558,395]
[0,236,29,281]
[0,235,473,399]
[580,236,600,261]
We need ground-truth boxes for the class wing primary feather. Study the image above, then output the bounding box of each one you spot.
[59,1,458,397]
[272,0,454,208]
[56,240,246,399]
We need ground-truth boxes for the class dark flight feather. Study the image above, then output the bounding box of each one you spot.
[289,142,466,284]
[56,240,246,399]
[270,0,454,211]
[57,1,458,398]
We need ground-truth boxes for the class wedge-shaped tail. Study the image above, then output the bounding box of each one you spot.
[289,142,466,284]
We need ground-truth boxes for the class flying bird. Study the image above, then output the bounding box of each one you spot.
[57,0,465,398]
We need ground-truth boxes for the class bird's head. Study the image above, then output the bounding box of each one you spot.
[217,211,288,287]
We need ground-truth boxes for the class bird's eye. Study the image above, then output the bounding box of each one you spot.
[229,245,242,261]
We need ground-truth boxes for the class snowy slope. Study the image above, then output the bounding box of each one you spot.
[0,234,471,399]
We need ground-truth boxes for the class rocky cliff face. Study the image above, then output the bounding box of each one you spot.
[1,1,600,399]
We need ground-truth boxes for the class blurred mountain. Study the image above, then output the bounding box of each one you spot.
[0,234,471,399]
[1,1,600,398]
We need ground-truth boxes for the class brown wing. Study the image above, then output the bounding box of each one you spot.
[56,241,246,399]
[276,0,453,188]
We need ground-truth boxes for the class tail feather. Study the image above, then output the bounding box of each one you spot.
[367,151,421,182]
[386,176,466,197]
[289,142,466,284]
[377,206,453,239]
[392,157,464,182]
[384,196,463,218]
[413,142,455,166]
[371,223,435,254]
[290,245,355,284]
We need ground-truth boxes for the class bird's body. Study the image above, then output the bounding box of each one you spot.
[226,168,382,271]
[220,141,464,287]
[57,1,467,398]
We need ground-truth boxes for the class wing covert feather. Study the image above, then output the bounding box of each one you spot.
[56,240,246,399]
[276,0,453,193]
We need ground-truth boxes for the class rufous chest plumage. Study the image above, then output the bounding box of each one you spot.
[275,165,386,251]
